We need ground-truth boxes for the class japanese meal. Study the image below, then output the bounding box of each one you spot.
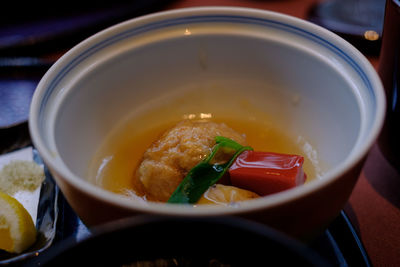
[29,7,384,236]
[88,90,319,206]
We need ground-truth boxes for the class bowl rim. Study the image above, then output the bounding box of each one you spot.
[29,6,386,216]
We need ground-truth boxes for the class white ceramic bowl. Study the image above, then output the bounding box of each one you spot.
[29,7,385,238]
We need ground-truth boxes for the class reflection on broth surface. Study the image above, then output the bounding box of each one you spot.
[88,86,321,204]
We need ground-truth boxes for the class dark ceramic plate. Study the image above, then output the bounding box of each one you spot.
[34,199,372,267]
[26,215,332,267]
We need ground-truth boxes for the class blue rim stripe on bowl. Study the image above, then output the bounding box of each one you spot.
[38,14,376,132]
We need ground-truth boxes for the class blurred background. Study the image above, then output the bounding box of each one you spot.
[0,0,386,132]
[0,0,171,135]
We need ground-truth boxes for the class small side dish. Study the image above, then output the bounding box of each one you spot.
[0,159,44,253]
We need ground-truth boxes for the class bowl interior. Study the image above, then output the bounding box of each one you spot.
[32,7,383,206]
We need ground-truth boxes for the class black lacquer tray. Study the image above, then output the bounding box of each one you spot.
[0,147,372,266]
[55,197,372,266]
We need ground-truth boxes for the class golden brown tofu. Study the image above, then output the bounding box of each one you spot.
[197,184,260,205]
[136,120,247,202]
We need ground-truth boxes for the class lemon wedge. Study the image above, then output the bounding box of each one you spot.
[0,191,36,253]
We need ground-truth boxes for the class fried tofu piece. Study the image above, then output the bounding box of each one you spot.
[136,120,247,202]
[197,184,260,205]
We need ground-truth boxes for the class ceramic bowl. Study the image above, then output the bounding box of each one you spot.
[29,7,385,238]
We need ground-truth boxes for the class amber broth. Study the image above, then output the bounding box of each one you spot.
[89,119,317,197]
[88,86,319,198]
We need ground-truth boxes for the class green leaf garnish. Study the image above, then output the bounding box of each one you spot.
[167,136,252,204]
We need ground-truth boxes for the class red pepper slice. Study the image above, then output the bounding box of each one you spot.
[228,151,306,196]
